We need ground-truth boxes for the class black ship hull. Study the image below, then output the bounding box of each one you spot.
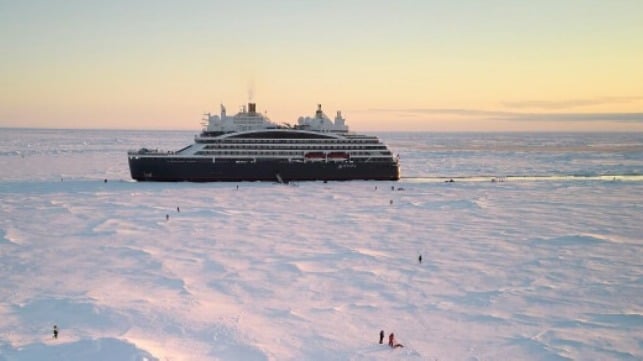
[128,156,399,182]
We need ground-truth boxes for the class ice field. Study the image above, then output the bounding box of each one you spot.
[1,129,641,360]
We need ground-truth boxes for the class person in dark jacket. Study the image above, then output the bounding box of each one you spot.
[379,330,385,344]
[388,332,404,348]
[53,325,58,339]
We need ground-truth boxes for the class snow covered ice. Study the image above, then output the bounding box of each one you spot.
[0,129,642,360]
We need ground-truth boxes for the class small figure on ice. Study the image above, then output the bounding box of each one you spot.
[418,254,422,264]
[53,325,58,339]
[388,332,403,348]
[379,329,385,344]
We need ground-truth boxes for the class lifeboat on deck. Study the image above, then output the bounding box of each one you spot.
[327,152,350,161]
[304,152,326,162]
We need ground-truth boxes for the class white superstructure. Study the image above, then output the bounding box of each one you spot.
[204,103,277,133]
[297,104,349,133]
[203,103,348,133]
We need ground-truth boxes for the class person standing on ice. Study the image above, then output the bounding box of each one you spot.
[53,325,58,339]
[379,330,385,344]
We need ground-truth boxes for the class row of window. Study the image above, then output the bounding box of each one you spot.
[202,144,388,150]
[197,138,379,144]
[194,151,392,157]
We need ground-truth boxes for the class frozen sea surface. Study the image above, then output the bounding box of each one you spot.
[0,129,641,360]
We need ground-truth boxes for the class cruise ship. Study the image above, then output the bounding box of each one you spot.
[127,102,400,182]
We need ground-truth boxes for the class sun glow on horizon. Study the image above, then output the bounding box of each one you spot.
[1,1,642,132]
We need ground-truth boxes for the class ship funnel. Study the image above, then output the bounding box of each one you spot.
[248,102,256,114]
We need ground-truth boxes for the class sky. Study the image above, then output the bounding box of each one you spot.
[1,0,643,132]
